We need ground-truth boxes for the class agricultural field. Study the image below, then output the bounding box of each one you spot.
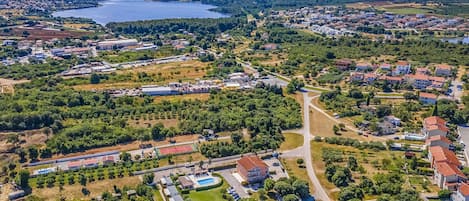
[310,140,438,200]
[71,60,211,91]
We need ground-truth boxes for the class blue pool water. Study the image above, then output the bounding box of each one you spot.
[197,178,215,186]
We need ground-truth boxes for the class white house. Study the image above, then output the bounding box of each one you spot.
[433,161,466,190]
[453,182,469,201]
[423,116,448,138]
[426,135,452,149]
[393,61,411,76]
[419,92,438,105]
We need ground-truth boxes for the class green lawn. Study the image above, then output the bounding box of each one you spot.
[383,7,438,15]
[188,179,230,201]
[279,133,304,151]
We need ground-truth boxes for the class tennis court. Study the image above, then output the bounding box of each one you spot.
[155,144,197,156]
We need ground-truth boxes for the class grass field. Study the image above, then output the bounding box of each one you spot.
[309,141,438,200]
[32,176,141,201]
[279,133,304,151]
[72,60,211,91]
[281,158,315,194]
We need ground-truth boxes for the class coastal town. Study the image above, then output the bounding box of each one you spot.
[0,0,468,201]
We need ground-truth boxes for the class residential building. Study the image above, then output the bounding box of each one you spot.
[428,146,460,167]
[97,39,138,50]
[237,155,269,183]
[83,158,99,168]
[350,72,364,82]
[393,61,411,76]
[68,161,82,170]
[433,161,466,190]
[384,115,401,126]
[453,182,469,201]
[380,63,392,71]
[380,76,403,84]
[178,176,194,190]
[423,116,449,138]
[335,59,353,71]
[377,121,396,135]
[406,74,431,89]
[355,62,371,71]
[435,64,452,77]
[364,73,378,84]
[419,92,438,105]
[416,67,430,75]
[426,135,452,149]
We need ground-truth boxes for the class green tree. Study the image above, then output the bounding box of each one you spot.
[264,178,275,191]
[143,173,154,185]
[283,194,300,201]
[438,189,452,199]
[333,125,340,135]
[286,78,305,94]
[338,185,364,201]
[151,123,165,140]
[120,152,131,162]
[292,179,309,198]
[28,146,39,161]
[17,169,30,188]
[90,73,101,84]
[347,156,358,171]
[274,181,293,196]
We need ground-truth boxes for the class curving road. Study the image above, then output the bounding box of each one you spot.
[283,93,331,201]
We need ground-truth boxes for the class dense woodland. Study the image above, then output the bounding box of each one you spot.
[1,79,301,155]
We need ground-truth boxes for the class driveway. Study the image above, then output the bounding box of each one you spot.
[218,169,250,198]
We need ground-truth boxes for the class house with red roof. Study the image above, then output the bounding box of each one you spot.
[419,92,437,105]
[435,64,452,77]
[350,72,364,82]
[426,135,452,149]
[355,62,372,71]
[416,67,430,75]
[393,61,411,76]
[406,74,432,89]
[364,73,378,84]
[68,161,82,171]
[379,76,403,85]
[380,63,392,71]
[83,158,99,168]
[237,156,269,183]
[453,182,469,201]
[428,146,461,168]
[433,161,467,190]
[335,59,353,71]
[423,116,449,138]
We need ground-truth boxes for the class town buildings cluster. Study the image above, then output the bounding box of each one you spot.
[108,72,256,97]
[271,6,468,37]
[338,59,453,103]
[422,116,469,201]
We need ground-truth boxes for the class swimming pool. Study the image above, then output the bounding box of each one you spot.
[197,177,215,186]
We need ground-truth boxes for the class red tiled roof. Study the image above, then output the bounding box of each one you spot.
[424,116,448,132]
[429,76,446,82]
[408,74,429,80]
[426,135,452,145]
[435,162,466,178]
[429,146,461,167]
[380,76,403,81]
[419,92,437,99]
[436,64,452,70]
[237,156,268,171]
[103,156,114,161]
[459,183,469,196]
[396,61,409,66]
[84,158,98,165]
[68,161,82,168]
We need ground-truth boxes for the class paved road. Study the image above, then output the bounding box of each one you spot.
[283,93,331,201]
